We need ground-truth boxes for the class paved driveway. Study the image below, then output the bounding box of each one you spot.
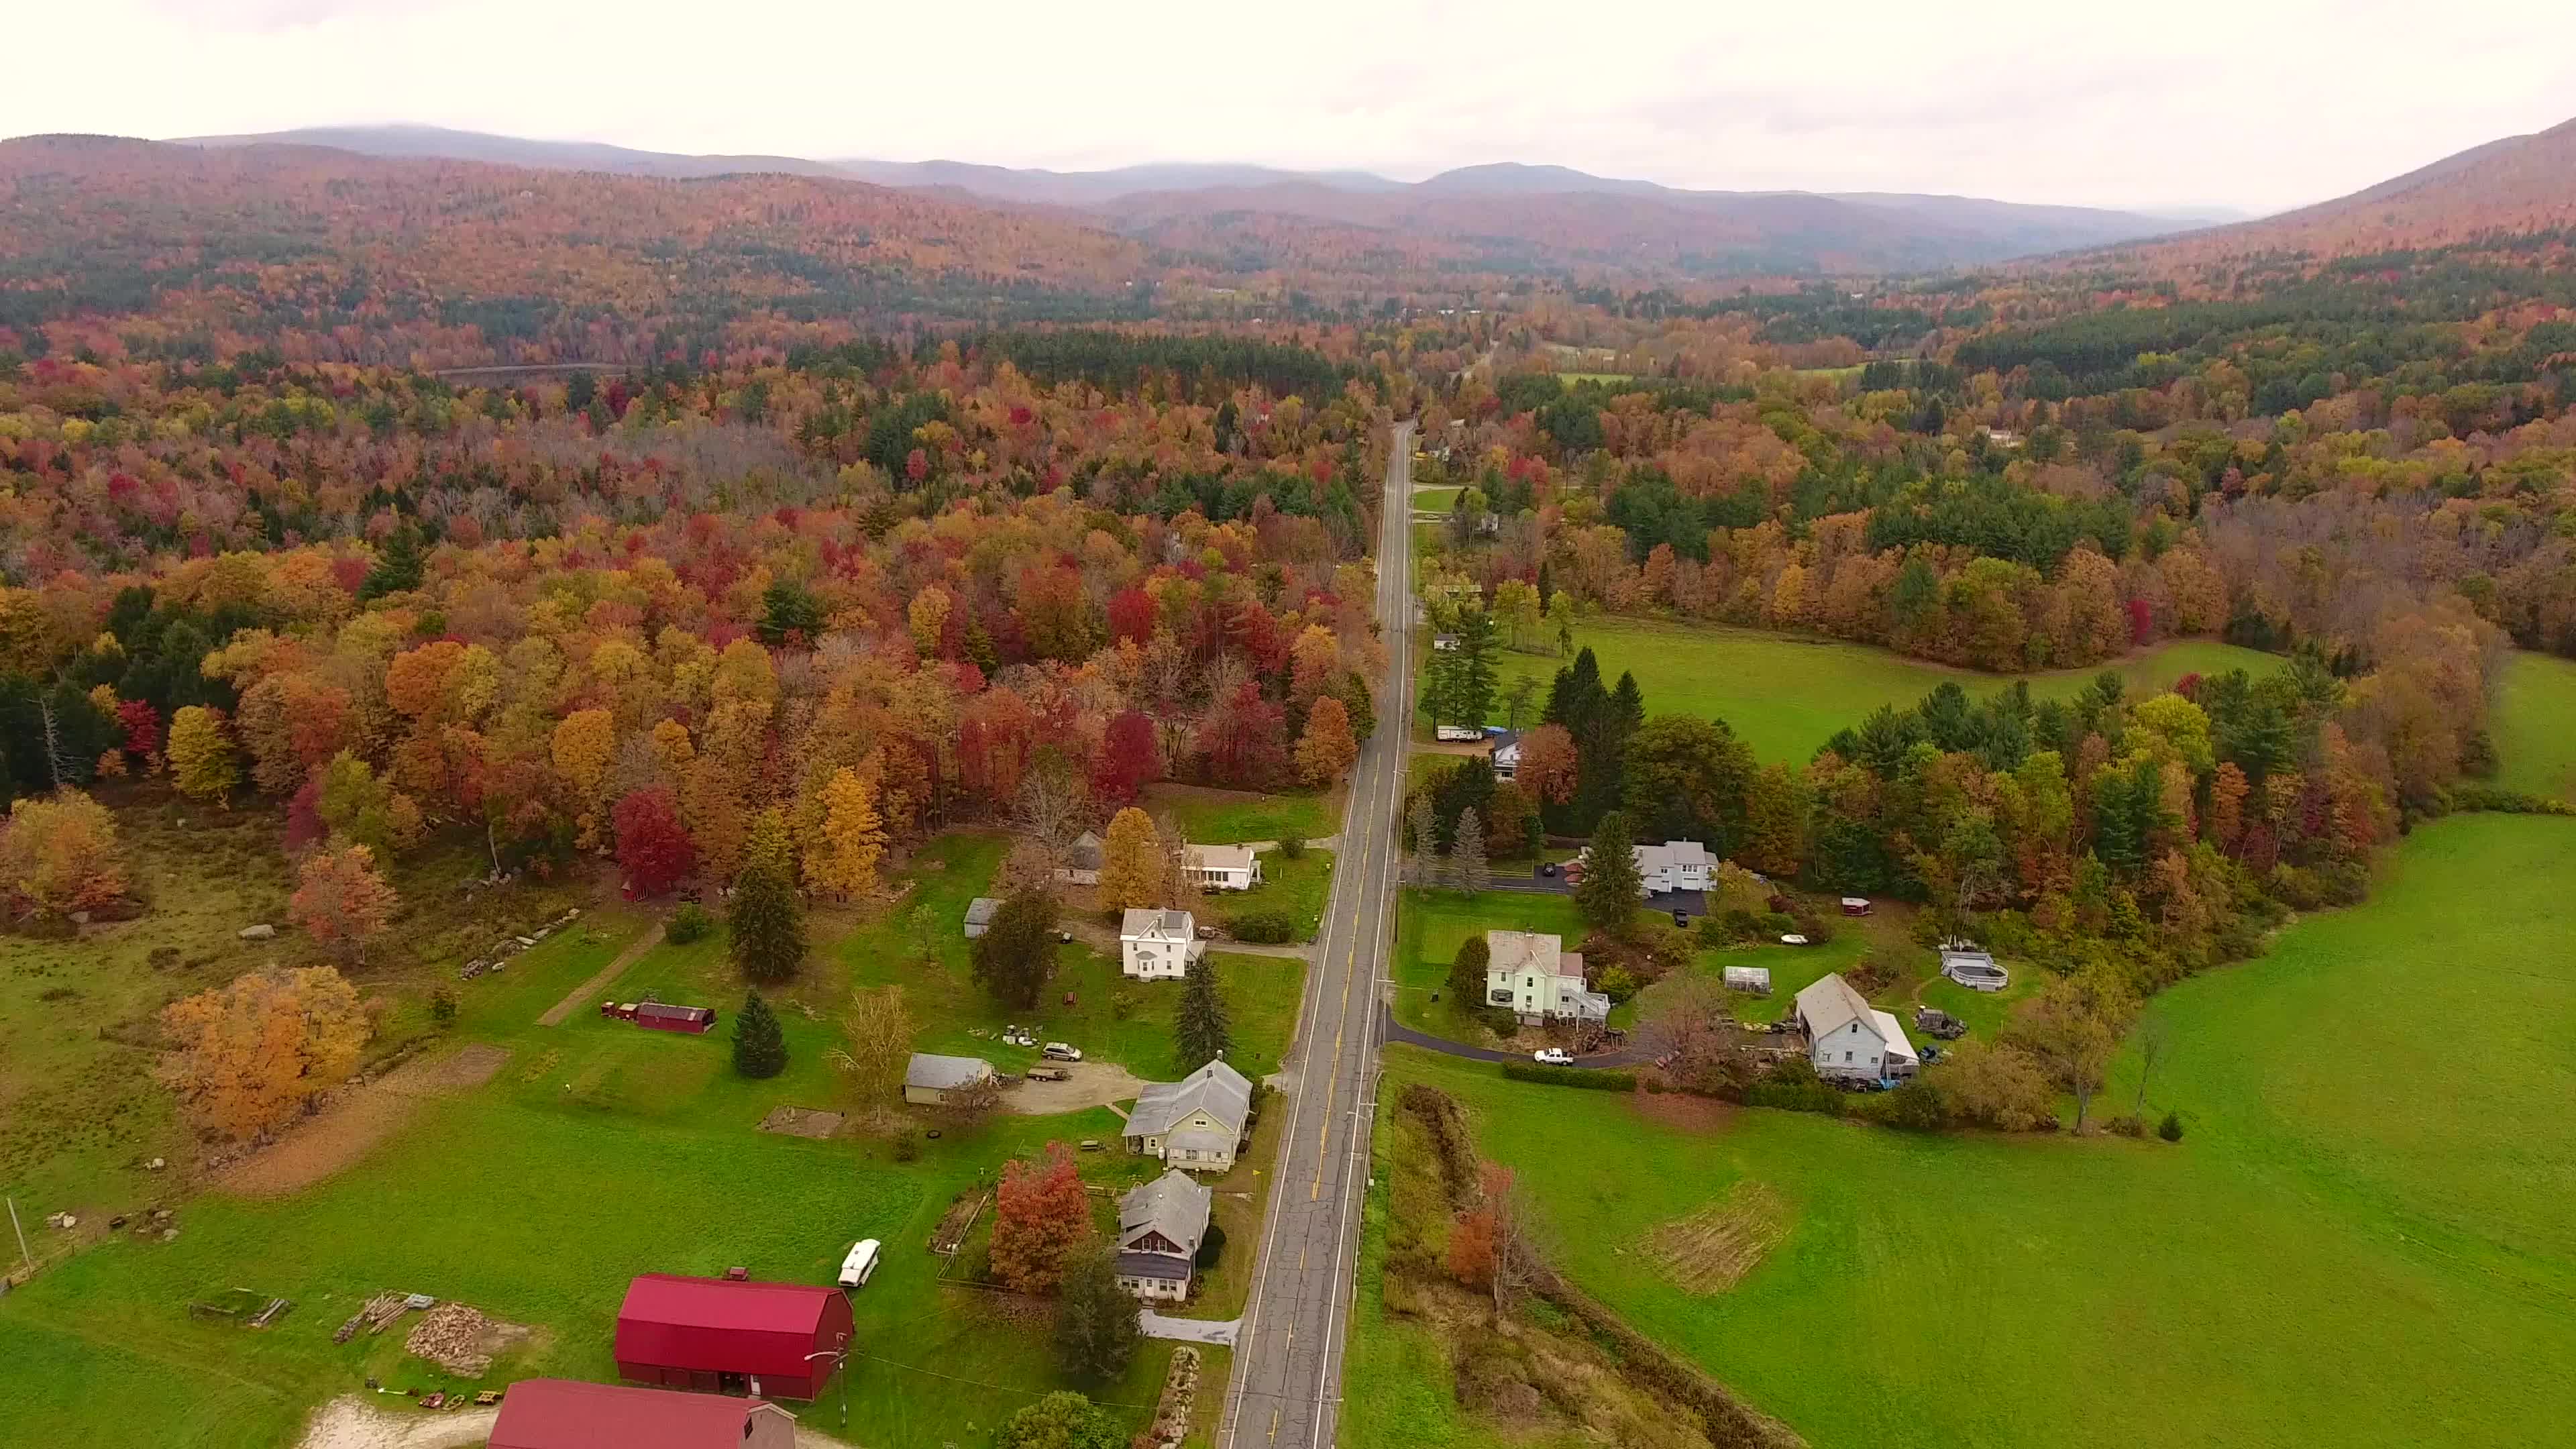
[1380,1004,1655,1069]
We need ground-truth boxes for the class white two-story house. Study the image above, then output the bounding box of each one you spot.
[1484,929,1610,1026]
[1793,973,1919,1083]
[1120,908,1203,980]
[1572,839,1715,898]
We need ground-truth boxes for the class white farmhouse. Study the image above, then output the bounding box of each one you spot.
[1484,929,1609,1025]
[1121,908,1203,980]
[1124,1059,1252,1173]
[1184,843,1264,892]
[1792,973,1919,1083]
[1114,1169,1213,1302]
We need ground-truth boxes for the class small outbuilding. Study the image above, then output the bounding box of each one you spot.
[1055,832,1104,887]
[962,897,1001,938]
[613,1275,853,1401]
[490,1379,797,1449]
[1839,896,1873,916]
[903,1053,996,1106]
[1721,965,1771,996]
[1939,945,2009,992]
[602,1001,718,1034]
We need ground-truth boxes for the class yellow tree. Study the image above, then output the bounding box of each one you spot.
[909,584,953,657]
[156,967,369,1141]
[1096,806,1160,912]
[1295,695,1359,787]
[167,705,239,804]
[550,707,616,843]
[0,790,128,918]
[805,765,888,901]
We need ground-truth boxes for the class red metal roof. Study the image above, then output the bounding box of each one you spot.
[614,1275,851,1381]
[635,1002,714,1024]
[490,1379,787,1449]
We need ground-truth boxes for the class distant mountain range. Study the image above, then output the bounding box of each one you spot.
[2088,115,2576,270]
[170,125,2210,276]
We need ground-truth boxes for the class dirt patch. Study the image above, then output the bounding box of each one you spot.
[758,1106,846,1138]
[928,1189,988,1254]
[382,1042,512,1095]
[1641,1180,1790,1294]
[1631,1090,1740,1135]
[404,1301,529,1377]
[535,920,665,1026]
[1006,1059,1145,1115]
[214,1044,512,1199]
[293,1396,498,1449]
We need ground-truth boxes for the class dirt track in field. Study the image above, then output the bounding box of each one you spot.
[535,920,665,1026]
[215,1044,513,1199]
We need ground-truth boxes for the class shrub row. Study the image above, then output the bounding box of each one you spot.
[1228,909,1299,944]
[1499,1063,1635,1091]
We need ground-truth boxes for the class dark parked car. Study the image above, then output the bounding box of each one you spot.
[1540,863,1558,877]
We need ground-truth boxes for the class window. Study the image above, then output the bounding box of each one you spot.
[1843,1051,1853,1063]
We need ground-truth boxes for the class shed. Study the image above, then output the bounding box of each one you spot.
[1057,832,1104,886]
[490,1379,797,1449]
[962,897,1001,938]
[1721,965,1771,995]
[614,1275,852,1401]
[1839,896,1872,916]
[903,1053,996,1106]
[634,1002,716,1034]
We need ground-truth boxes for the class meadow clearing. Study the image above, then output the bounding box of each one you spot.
[1136,780,1342,847]
[0,828,1283,1449]
[1420,616,2277,761]
[1349,814,2576,1448]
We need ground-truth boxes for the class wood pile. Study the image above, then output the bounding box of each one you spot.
[405,1301,497,1376]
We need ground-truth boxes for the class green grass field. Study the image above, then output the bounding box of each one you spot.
[1138,782,1342,846]
[1349,814,2576,1448]
[2494,650,2576,801]
[0,833,1251,1449]
[1411,485,1463,513]
[1429,618,2278,761]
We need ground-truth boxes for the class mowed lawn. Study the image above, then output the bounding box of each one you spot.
[1138,782,1343,845]
[1428,617,2277,761]
[1350,814,2576,1448]
[2493,649,2576,801]
[0,839,1230,1449]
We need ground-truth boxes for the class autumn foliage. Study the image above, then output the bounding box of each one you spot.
[156,966,370,1141]
[0,790,128,919]
[990,1141,1093,1295]
[613,787,696,897]
[287,843,398,962]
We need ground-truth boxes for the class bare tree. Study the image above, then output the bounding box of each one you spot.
[1452,808,1490,895]
[2131,1016,2171,1118]
[1152,814,1200,910]
[1479,1162,1538,1313]
[1014,762,1090,851]
[830,985,917,1108]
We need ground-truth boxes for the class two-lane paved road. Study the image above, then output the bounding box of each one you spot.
[1218,421,1417,1449]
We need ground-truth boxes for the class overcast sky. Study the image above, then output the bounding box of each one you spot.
[7,0,2571,215]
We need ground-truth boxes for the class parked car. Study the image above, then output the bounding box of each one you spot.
[1778,933,1809,946]
[1025,1065,1071,1081]
[1920,1044,1947,1065]
[1670,909,1690,928]
[1532,1048,1572,1065]
[1042,1042,1083,1062]
[1540,862,1558,877]
[837,1238,882,1289]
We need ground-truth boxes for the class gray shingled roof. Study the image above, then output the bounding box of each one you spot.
[1125,1058,1251,1139]
[904,1053,994,1091]
[1121,907,1195,940]
[1118,1169,1212,1253]
[1067,832,1104,870]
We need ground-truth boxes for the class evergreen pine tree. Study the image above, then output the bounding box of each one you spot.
[1576,809,1644,939]
[1406,792,1438,883]
[1176,953,1232,1067]
[1453,807,1490,895]
[1454,610,1499,730]
[732,989,788,1079]
[729,809,808,984]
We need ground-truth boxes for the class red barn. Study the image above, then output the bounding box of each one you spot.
[634,1002,717,1034]
[490,1379,796,1449]
[614,1275,852,1400]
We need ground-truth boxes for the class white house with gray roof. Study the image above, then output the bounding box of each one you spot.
[1792,973,1917,1083]
[1121,908,1203,980]
[1114,1169,1213,1301]
[1484,929,1609,1025]
[1124,1058,1252,1173]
